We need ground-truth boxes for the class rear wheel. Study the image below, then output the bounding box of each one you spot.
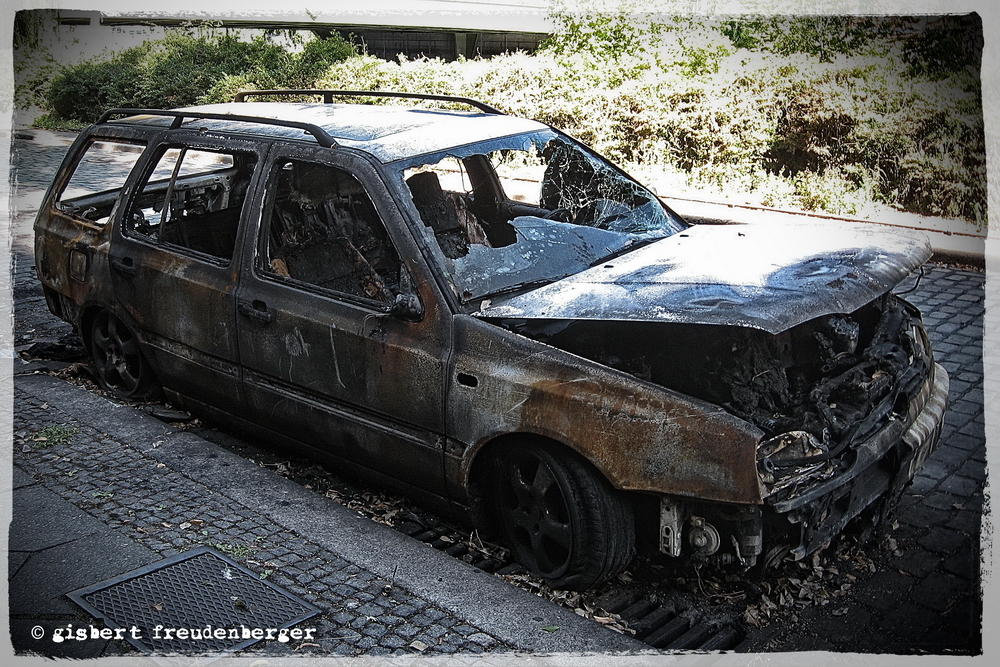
[89,311,159,400]
[489,441,635,590]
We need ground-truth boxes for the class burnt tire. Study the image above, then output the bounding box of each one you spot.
[89,311,159,400]
[488,441,635,590]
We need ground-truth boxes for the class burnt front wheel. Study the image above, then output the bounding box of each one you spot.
[489,441,635,590]
[89,311,159,400]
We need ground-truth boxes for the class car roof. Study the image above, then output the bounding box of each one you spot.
[110,102,547,164]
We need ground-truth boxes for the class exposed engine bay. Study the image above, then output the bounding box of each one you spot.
[494,291,936,565]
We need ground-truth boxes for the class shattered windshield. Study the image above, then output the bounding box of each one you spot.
[396,130,686,303]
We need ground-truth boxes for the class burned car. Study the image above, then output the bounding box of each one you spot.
[34,91,948,590]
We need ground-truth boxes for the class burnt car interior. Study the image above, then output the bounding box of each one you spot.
[54,139,147,226]
[124,146,256,261]
[404,139,672,255]
[403,136,686,303]
[264,159,400,303]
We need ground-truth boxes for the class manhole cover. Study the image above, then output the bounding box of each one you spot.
[67,546,320,654]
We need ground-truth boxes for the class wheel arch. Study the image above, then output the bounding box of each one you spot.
[80,304,163,399]
[468,431,637,588]
[465,430,622,537]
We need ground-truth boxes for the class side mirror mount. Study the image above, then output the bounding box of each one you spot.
[389,292,424,322]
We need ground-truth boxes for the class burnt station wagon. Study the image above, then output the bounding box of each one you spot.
[34,90,949,589]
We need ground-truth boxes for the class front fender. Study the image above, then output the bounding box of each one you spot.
[446,316,764,505]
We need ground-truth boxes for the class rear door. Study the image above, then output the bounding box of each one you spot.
[108,132,264,412]
[34,129,149,308]
[234,144,452,498]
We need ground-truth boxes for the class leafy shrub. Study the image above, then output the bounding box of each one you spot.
[39,11,985,227]
[47,43,152,123]
[46,30,356,123]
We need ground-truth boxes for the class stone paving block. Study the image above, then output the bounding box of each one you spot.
[917,527,967,555]
[940,594,983,634]
[932,445,976,471]
[909,572,968,612]
[948,398,982,415]
[943,410,972,430]
[942,543,979,581]
[948,433,985,452]
[922,491,966,513]
[395,623,422,638]
[947,509,983,535]
[364,623,390,639]
[468,632,497,647]
[876,602,946,642]
[898,502,949,530]
[890,548,942,579]
[906,473,939,496]
[938,475,981,498]
[915,457,952,481]
[379,634,408,649]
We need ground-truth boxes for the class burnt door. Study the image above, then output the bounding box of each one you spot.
[234,147,450,498]
[108,134,263,413]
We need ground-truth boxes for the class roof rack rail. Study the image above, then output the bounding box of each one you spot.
[233,89,504,115]
[96,108,339,148]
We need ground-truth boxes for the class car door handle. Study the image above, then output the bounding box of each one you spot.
[237,298,274,324]
[110,257,137,277]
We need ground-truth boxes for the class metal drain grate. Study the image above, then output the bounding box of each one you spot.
[67,546,320,654]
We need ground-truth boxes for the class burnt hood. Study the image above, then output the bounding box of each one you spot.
[475,219,931,334]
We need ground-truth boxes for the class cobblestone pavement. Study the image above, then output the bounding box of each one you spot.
[7,130,989,656]
[12,384,507,657]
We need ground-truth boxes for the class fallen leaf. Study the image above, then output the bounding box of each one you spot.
[294,642,321,651]
[409,640,429,652]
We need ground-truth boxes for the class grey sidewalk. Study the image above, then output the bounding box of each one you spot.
[9,371,648,659]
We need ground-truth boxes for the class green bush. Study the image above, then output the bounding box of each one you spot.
[39,11,985,227]
[47,43,152,123]
[46,30,356,123]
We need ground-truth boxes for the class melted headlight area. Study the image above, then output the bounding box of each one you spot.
[497,292,934,563]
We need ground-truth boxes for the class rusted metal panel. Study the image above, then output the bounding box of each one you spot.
[446,315,765,506]
[477,219,932,334]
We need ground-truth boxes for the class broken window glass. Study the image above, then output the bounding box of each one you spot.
[125,146,256,261]
[399,130,685,303]
[262,159,402,304]
[55,139,147,226]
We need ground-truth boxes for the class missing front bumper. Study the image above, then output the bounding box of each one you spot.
[772,362,949,558]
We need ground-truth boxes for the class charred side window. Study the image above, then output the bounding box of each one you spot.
[54,139,146,226]
[262,159,401,305]
[124,146,256,261]
[403,132,684,302]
